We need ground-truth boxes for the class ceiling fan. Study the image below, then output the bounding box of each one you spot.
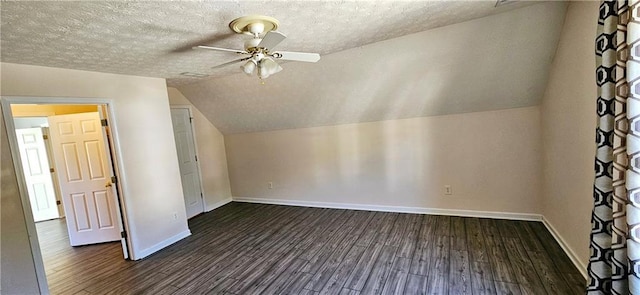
[193,15,321,80]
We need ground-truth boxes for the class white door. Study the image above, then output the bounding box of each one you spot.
[48,112,121,246]
[15,128,60,222]
[170,108,204,219]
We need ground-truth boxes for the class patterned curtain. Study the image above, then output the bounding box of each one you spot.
[587,0,640,293]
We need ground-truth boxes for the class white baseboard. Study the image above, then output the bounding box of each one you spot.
[133,229,191,260]
[542,216,588,280]
[205,197,232,212]
[232,197,542,221]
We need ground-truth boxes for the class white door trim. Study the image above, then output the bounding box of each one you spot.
[42,127,65,218]
[1,96,133,295]
[97,105,130,259]
[170,105,208,213]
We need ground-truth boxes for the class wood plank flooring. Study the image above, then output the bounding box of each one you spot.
[37,202,586,294]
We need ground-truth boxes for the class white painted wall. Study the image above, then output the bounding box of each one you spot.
[167,87,232,210]
[1,64,190,271]
[540,1,598,272]
[226,107,542,215]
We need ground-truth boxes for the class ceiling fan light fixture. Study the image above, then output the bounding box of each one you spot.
[261,57,282,75]
[272,63,283,75]
[257,65,270,79]
[241,59,257,75]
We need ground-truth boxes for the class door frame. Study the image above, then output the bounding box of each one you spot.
[170,105,207,214]
[1,96,133,294]
[41,126,65,218]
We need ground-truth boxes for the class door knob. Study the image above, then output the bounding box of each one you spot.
[105,182,112,188]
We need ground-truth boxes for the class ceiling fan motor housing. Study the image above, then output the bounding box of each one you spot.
[244,38,262,51]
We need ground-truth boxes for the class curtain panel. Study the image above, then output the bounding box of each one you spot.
[587,0,640,293]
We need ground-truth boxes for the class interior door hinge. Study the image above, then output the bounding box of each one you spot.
[56,200,61,205]
[49,168,55,173]
[195,155,198,162]
[189,117,194,123]
[101,119,108,127]
[111,176,118,184]
[121,231,127,239]
[42,134,49,140]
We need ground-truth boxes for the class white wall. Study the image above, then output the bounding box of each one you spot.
[0,63,190,292]
[167,87,232,210]
[226,106,542,215]
[540,1,598,272]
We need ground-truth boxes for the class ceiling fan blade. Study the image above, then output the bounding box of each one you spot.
[275,51,321,63]
[212,57,251,69]
[258,31,286,51]
[193,46,249,55]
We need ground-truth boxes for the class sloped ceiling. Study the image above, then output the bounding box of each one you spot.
[1,1,567,135]
[178,2,568,134]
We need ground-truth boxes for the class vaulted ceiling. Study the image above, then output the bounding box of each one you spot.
[1,1,567,134]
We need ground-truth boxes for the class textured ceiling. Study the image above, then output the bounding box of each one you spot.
[1,1,536,86]
[177,2,567,134]
[1,1,567,135]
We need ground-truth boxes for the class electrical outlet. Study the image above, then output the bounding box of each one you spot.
[268,182,273,189]
[444,185,453,195]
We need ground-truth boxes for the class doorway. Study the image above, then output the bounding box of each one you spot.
[2,99,131,293]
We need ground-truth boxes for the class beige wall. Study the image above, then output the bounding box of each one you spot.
[167,87,232,210]
[1,62,190,293]
[540,1,598,272]
[226,106,542,214]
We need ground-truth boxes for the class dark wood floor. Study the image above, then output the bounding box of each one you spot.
[37,202,586,295]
